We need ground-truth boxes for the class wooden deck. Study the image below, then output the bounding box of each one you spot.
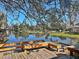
[0,48,56,59]
[0,48,74,59]
[0,41,76,59]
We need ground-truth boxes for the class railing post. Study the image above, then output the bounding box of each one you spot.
[20,42,24,51]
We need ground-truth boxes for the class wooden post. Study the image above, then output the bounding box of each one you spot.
[20,42,24,51]
[57,44,61,52]
[70,51,73,56]
[48,44,50,49]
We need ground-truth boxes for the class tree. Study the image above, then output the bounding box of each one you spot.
[0,0,47,25]
[0,12,7,29]
[0,0,79,32]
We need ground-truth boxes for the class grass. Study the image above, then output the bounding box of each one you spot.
[28,31,79,39]
[50,32,79,39]
[14,30,79,39]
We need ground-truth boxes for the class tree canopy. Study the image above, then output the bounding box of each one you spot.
[0,0,79,30]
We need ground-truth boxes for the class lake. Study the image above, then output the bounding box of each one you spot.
[6,33,76,46]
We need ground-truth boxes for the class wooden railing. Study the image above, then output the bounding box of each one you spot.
[1,39,79,57]
[0,40,60,52]
[67,47,79,55]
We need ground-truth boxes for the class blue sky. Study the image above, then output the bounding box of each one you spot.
[0,0,70,26]
[7,13,25,25]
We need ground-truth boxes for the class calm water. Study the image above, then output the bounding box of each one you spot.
[6,33,74,46]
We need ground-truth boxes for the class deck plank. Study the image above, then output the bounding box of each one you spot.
[2,51,12,59]
[43,48,57,57]
[0,48,73,59]
[15,53,19,59]
[19,52,26,59]
[30,52,39,59]
[11,53,15,59]
[21,52,27,59]
[36,50,47,59]
[0,53,3,59]
[23,52,28,59]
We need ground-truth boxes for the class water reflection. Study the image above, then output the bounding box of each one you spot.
[6,33,73,45]
[7,33,18,43]
[58,38,72,45]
